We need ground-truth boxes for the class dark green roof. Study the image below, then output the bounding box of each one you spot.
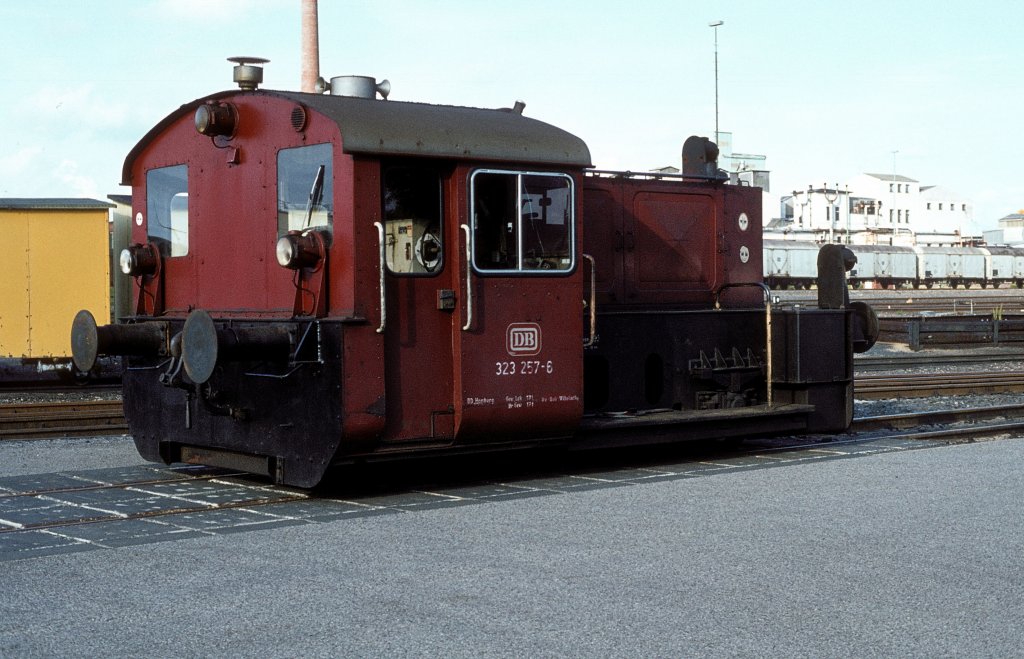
[123,88,591,184]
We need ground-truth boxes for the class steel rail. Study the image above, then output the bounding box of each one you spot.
[854,351,1024,371]
[854,371,1024,399]
[0,400,127,440]
[851,403,1024,432]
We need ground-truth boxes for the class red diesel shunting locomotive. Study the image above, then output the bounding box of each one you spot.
[72,59,877,487]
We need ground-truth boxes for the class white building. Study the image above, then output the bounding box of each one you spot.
[717,131,770,190]
[983,211,1024,246]
[774,173,974,246]
[919,185,973,236]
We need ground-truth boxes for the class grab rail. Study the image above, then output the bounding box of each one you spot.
[461,224,473,331]
[373,222,386,333]
[583,253,597,347]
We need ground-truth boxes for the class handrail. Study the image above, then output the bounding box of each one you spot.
[460,224,472,331]
[583,253,597,347]
[373,222,386,333]
[714,282,773,407]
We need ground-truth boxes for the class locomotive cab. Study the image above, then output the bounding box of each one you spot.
[74,63,594,487]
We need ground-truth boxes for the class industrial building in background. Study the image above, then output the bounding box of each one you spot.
[775,174,975,246]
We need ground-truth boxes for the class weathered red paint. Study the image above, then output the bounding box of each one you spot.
[80,82,867,487]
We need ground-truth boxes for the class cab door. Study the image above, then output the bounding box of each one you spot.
[378,162,457,442]
[452,169,584,442]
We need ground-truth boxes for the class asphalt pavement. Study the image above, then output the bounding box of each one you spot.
[1,434,1022,657]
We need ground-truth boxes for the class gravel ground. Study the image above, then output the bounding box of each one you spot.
[0,388,121,405]
[854,341,1024,416]
[854,393,1023,417]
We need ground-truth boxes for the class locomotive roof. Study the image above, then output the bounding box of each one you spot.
[122,89,592,184]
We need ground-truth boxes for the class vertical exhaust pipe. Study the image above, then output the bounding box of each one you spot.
[301,0,320,93]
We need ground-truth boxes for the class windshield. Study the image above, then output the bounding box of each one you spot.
[278,143,333,236]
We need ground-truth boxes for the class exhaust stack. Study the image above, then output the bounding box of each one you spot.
[301,0,320,93]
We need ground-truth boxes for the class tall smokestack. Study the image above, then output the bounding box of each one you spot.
[301,0,320,92]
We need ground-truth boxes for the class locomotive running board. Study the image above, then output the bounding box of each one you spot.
[575,403,816,449]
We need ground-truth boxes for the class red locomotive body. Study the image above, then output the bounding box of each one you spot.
[72,64,875,487]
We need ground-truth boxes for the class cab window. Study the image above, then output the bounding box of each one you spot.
[146,164,188,257]
[470,170,574,273]
[278,143,333,236]
[383,165,443,274]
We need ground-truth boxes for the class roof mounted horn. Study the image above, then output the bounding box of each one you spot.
[315,75,390,100]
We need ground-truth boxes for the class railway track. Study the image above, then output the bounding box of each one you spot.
[0,400,127,440]
[2,358,1023,440]
[2,404,1023,542]
[854,371,1024,399]
[777,290,1024,315]
[854,350,1024,371]
[850,403,1024,434]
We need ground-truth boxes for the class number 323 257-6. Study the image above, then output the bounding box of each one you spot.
[495,360,554,376]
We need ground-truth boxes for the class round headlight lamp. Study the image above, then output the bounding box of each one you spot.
[276,231,324,270]
[195,102,237,138]
[120,244,158,276]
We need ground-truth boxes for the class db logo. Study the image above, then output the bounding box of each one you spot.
[506,323,541,356]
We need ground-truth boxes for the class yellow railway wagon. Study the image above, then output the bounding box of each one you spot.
[0,198,112,359]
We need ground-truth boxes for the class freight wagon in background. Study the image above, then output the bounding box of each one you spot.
[765,239,1024,289]
[0,198,113,386]
[763,240,820,289]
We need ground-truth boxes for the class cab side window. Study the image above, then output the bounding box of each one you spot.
[382,165,443,274]
[146,164,188,257]
[471,170,574,273]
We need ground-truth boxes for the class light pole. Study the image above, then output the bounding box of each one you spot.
[844,184,850,243]
[709,21,723,144]
[807,184,813,229]
[890,149,899,234]
[824,182,838,244]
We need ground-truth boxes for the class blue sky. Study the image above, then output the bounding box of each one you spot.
[1,0,1021,233]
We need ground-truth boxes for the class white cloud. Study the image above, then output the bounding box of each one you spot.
[55,160,99,198]
[0,146,43,177]
[24,84,128,128]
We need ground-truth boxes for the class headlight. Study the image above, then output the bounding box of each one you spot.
[120,244,158,276]
[276,231,325,270]
[119,249,135,275]
[194,102,237,138]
